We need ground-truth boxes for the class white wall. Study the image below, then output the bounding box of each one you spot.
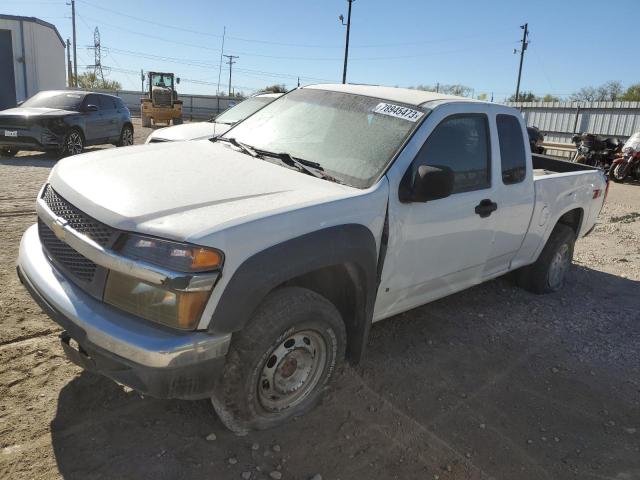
[24,21,66,98]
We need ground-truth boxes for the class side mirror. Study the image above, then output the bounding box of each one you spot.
[176,77,180,85]
[85,104,98,112]
[399,165,454,203]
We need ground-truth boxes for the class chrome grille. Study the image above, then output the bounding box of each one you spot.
[42,184,115,247]
[38,219,97,282]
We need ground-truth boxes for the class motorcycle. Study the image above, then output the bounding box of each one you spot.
[571,133,622,170]
[527,126,546,154]
[609,132,640,183]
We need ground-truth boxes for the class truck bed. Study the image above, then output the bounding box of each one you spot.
[532,154,601,176]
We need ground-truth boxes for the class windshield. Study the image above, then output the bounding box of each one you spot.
[215,96,274,125]
[151,74,172,88]
[21,92,84,111]
[224,89,426,188]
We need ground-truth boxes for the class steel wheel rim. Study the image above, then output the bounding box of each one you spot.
[67,132,83,155]
[548,243,570,289]
[258,330,327,413]
[122,128,133,145]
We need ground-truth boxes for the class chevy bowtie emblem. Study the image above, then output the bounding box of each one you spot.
[51,218,67,241]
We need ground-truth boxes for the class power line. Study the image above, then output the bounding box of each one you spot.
[76,0,514,51]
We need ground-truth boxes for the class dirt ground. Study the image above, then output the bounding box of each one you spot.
[1,119,638,480]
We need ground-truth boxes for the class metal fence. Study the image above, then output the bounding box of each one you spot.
[506,101,640,158]
[75,88,240,121]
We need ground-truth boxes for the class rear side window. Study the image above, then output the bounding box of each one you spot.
[497,114,527,184]
[414,114,491,194]
[99,95,117,110]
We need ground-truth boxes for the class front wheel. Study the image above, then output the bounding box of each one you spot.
[609,163,627,183]
[517,224,576,294]
[61,129,84,157]
[210,287,346,433]
[117,124,134,147]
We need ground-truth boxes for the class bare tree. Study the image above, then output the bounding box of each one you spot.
[570,81,623,102]
[410,84,473,97]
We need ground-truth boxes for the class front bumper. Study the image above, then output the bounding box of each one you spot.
[17,224,231,399]
[0,126,63,151]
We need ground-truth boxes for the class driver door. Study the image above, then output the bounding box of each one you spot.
[375,106,499,320]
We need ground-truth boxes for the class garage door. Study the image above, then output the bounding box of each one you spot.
[0,30,17,110]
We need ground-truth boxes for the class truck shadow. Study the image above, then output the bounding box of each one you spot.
[49,266,640,480]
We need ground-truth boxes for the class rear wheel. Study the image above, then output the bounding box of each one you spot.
[210,287,346,433]
[117,124,134,147]
[0,148,18,157]
[517,224,576,294]
[172,117,183,125]
[61,129,84,157]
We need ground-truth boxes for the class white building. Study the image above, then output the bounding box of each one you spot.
[0,15,66,110]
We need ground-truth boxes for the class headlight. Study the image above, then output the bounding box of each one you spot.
[118,234,223,272]
[104,271,211,330]
[103,234,223,330]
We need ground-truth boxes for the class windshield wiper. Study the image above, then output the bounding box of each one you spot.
[253,148,342,183]
[211,137,258,157]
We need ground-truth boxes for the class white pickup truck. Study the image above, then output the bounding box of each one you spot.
[17,84,608,433]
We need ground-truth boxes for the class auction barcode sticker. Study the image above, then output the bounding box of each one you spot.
[373,103,424,122]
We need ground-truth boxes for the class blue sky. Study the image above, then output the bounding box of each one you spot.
[3,0,638,100]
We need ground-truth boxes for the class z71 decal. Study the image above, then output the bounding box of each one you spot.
[373,103,424,122]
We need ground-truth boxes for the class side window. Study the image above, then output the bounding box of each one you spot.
[497,114,526,184]
[413,114,491,194]
[98,96,116,110]
[83,94,100,110]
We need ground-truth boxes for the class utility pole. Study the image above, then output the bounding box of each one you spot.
[223,54,238,97]
[71,0,77,86]
[140,69,144,95]
[514,23,529,102]
[66,39,73,87]
[339,0,354,84]
[297,76,300,88]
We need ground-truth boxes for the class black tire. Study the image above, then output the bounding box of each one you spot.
[517,224,576,294]
[172,117,183,125]
[117,124,134,147]
[0,148,18,157]
[210,287,346,433]
[61,129,84,157]
[609,163,626,183]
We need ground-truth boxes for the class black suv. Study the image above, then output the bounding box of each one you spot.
[0,90,133,157]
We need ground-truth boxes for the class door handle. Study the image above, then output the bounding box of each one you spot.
[475,199,498,218]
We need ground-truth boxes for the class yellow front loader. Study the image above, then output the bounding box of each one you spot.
[140,72,183,127]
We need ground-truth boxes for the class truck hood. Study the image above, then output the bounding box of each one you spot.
[49,140,356,243]
[0,107,77,118]
[147,122,230,142]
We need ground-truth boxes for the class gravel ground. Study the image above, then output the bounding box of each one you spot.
[1,122,638,480]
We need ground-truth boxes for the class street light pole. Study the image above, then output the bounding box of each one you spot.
[340,0,354,84]
[514,23,529,102]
